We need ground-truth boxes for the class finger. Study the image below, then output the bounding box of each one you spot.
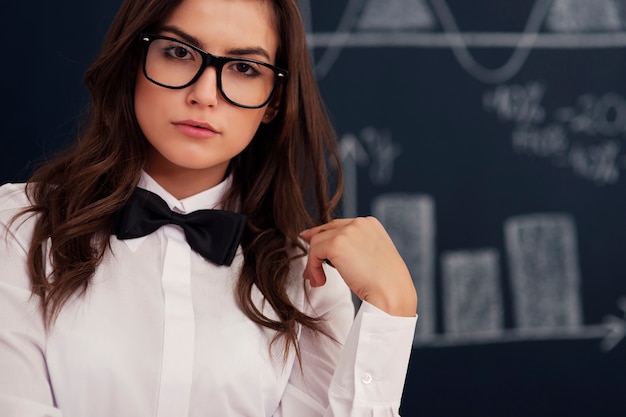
[303,251,327,287]
[302,226,342,287]
[299,218,352,241]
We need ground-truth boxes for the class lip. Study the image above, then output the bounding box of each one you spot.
[172,120,220,139]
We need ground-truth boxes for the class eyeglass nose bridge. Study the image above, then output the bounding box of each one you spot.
[190,52,227,88]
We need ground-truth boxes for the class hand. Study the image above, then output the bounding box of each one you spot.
[299,217,417,317]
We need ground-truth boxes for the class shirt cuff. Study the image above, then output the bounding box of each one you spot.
[330,301,417,407]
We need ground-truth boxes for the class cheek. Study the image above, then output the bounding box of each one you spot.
[134,76,154,118]
[231,109,266,142]
[249,111,267,133]
[134,76,167,135]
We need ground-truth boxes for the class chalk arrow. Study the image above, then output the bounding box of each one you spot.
[339,134,369,165]
[600,296,626,352]
[339,134,369,218]
[600,314,626,352]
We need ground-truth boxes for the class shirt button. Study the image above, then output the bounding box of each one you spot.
[361,373,373,384]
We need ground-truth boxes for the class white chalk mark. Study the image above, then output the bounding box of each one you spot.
[512,125,569,158]
[414,322,624,350]
[421,0,552,84]
[484,86,626,184]
[311,0,365,79]
[297,0,316,68]
[482,82,546,124]
[546,0,622,32]
[359,127,402,185]
[602,296,626,351]
[307,31,626,49]
[601,314,626,352]
[304,0,626,82]
[568,140,621,184]
[441,249,504,335]
[339,134,369,218]
[372,194,436,339]
[412,296,625,351]
[505,213,583,329]
[566,93,626,137]
[357,0,436,31]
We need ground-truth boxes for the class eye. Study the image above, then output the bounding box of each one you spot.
[230,61,262,77]
[164,45,193,60]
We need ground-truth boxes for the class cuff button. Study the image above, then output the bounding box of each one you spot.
[361,373,373,384]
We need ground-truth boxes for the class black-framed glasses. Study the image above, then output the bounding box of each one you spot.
[139,33,288,109]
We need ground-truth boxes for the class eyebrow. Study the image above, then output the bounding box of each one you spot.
[160,25,272,60]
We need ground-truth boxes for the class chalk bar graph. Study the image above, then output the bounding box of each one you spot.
[371,193,622,350]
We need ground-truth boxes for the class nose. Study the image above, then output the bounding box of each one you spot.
[186,66,219,107]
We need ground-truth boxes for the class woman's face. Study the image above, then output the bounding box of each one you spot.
[134,0,279,195]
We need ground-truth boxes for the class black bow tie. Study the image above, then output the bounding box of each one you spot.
[112,188,246,266]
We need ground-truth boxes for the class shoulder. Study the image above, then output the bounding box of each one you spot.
[0,183,32,213]
[0,182,37,249]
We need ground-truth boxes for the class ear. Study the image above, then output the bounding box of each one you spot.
[261,85,283,124]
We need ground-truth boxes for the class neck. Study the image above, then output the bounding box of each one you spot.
[145,166,227,200]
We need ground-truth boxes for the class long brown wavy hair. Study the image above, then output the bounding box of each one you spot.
[20,0,343,359]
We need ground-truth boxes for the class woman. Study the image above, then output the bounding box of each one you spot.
[0,0,417,416]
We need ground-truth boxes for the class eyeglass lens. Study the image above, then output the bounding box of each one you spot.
[144,37,278,108]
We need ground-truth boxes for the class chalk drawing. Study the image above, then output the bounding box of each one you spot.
[483,84,626,184]
[368,195,626,351]
[299,1,626,351]
[512,125,569,157]
[505,213,582,329]
[601,297,626,351]
[301,0,364,81]
[555,93,626,137]
[568,140,621,184]
[338,127,402,218]
[339,134,368,219]
[372,194,436,339]
[545,0,622,32]
[391,207,625,350]
[301,0,626,82]
[483,82,547,125]
[359,127,402,185]
[441,249,503,336]
[356,0,436,31]
[414,320,625,350]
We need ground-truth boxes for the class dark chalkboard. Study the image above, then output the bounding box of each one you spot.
[2,1,626,416]
[304,0,626,415]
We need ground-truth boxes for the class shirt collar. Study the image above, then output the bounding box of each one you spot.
[137,171,232,214]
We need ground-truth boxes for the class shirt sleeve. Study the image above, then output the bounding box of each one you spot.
[278,264,417,417]
[0,185,62,417]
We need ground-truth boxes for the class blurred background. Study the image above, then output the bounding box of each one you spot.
[2,0,626,415]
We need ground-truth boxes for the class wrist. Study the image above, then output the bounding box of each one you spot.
[364,287,417,317]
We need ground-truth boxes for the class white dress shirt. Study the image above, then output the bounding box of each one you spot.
[0,173,417,417]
